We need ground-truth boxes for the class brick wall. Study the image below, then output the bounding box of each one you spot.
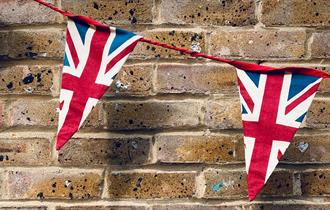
[0,0,330,209]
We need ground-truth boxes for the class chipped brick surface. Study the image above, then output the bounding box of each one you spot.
[155,64,237,94]
[210,29,306,59]
[0,65,59,95]
[104,100,203,130]
[0,138,52,166]
[107,171,196,199]
[305,99,330,128]
[58,136,152,166]
[301,170,330,196]
[3,168,103,200]
[155,133,243,163]
[0,0,61,25]
[261,0,330,27]
[159,0,256,26]
[61,0,154,25]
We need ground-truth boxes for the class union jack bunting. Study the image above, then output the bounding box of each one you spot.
[237,69,323,200]
[56,17,141,150]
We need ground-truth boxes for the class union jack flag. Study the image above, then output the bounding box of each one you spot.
[56,18,141,150]
[237,69,322,200]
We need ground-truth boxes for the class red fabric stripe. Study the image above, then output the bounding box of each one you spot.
[237,78,254,113]
[285,83,320,114]
[66,31,80,68]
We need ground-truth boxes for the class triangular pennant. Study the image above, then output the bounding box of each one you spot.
[237,69,322,200]
[56,17,141,150]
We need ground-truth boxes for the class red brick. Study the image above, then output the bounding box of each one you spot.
[3,168,103,200]
[155,64,237,94]
[261,0,330,27]
[107,170,196,199]
[104,100,204,130]
[155,133,243,164]
[159,0,256,26]
[58,135,152,166]
[209,29,306,60]
[0,0,61,25]
[0,138,52,166]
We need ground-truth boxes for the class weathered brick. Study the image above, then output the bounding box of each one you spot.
[0,0,61,25]
[310,32,330,59]
[104,100,203,130]
[209,29,306,59]
[58,136,152,166]
[6,99,102,128]
[57,207,145,210]
[250,204,330,210]
[0,138,52,166]
[205,96,242,129]
[0,32,9,58]
[301,170,330,196]
[155,64,237,94]
[282,133,330,163]
[305,98,330,128]
[3,168,103,200]
[152,205,244,210]
[159,0,256,26]
[261,0,330,27]
[132,30,205,59]
[0,208,46,210]
[61,0,154,25]
[0,65,60,95]
[155,133,244,164]
[0,100,5,129]
[7,29,65,59]
[107,64,154,97]
[202,169,295,199]
[107,170,196,199]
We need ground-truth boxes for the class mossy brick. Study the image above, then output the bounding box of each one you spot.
[0,138,52,166]
[58,136,152,166]
[61,0,154,25]
[155,64,237,94]
[107,171,197,199]
[261,0,330,27]
[159,0,256,26]
[3,168,103,200]
[0,0,61,25]
[209,29,306,60]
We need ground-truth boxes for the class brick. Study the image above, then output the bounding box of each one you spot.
[261,0,330,27]
[305,98,330,128]
[0,65,60,95]
[58,136,152,166]
[203,169,295,199]
[310,32,330,58]
[61,0,154,25]
[155,64,237,94]
[6,99,102,128]
[0,32,9,58]
[250,204,330,210]
[301,170,330,196]
[3,168,103,200]
[0,0,61,25]
[107,170,196,199]
[7,29,65,59]
[104,100,203,130]
[159,0,256,26]
[209,29,306,59]
[0,208,46,210]
[205,97,242,129]
[0,138,52,166]
[132,30,205,59]
[106,64,153,97]
[155,133,244,164]
[282,133,330,163]
[0,100,5,129]
[57,207,145,210]
[152,205,244,210]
